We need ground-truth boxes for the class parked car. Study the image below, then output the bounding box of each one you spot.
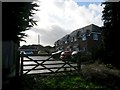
[71,51,80,62]
[25,51,33,55]
[52,50,63,59]
[20,51,25,54]
[71,51,78,56]
[60,51,72,60]
[20,51,33,55]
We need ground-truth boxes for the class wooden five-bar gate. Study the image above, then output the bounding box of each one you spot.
[19,55,80,76]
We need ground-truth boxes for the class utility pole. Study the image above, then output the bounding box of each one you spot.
[38,34,40,45]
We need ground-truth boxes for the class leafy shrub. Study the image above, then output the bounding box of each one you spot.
[79,53,93,63]
[80,63,120,89]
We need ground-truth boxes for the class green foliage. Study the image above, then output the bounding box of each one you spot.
[79,52,93,63]
[81,63,120,89]
[18,75,105,90]
[2,2,39,43]
[5,65,120,90]
[105,64,114,69]
[101,2,120,66]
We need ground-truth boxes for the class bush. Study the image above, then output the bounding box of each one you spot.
[80,63,120,89]
[80,52,93,63]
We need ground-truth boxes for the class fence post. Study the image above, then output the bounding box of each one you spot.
[20,53,23,75]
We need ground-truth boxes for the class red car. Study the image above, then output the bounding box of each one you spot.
[60,51,72,60]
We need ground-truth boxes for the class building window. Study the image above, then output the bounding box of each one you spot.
[67,35,70,43]
[55,43,57,46]
[76,31,81,39]
[71,37,74,42]
[93,33,98,40]
[74,38,77,41]
[65,41,67,43]
[86,29,91,36]
[82,34,86,41]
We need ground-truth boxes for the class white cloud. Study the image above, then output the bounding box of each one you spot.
[20,0,104,46]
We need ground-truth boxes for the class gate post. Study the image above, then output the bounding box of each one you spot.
[77,52,81,73]
[77,60,81,72]
[20,53,24,75]
[16,43,20,78]
[16,50,20,77]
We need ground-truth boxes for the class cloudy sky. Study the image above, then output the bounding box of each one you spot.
[20,0,104,47]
